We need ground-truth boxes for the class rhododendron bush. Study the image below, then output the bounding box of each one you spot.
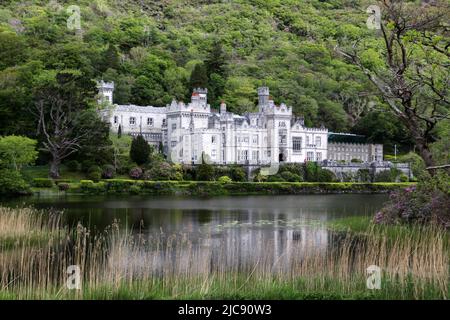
[375,173,449,228]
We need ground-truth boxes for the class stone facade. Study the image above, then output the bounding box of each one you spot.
[327,133,383,163]
[98,82,330,165]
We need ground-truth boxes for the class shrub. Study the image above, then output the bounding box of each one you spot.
[399,174,409,182]
[145,162,182,181]
[229,165,246,182]
[32,178,54,188]
[130,184,142,195]
[88,170,102,181]
[304,162,319,182]
[0,169,30,195]
[317,169,336,182]
[375,173,449,228]
[280,171,301,182]
[80,180,106,194]
[58,183,70,191]
[374,168,402,182]
[197,162,215,181]
[88,165,101,173]
[351,158,363,163]
[66,160,80,172]
[267,175,285,182]
[129,167,143,180]
[81,160,96,173]
[218,176,232,184]
[102,165,115,179]
[54,179,71,185]
[279,163,304,178]
[357,169,371,182]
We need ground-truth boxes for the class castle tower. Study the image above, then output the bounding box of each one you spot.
[97,80,114,105]
[220,101,227,114]
[258,87,270,108]
[191,88,208,108]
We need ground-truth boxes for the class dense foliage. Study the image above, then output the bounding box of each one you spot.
[2,0,445,155]
[375,173,450,228]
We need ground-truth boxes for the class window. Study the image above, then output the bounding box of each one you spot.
[293,137,302,152]
[252,135,258,144]
[162,119,166,126]
[171,141,177,147]
[147,118,153,126]
[316,152,322,161]
[114,116,118,124]
[279,121,286,127]
[211,149,217,159]
[306,152,314,161]
[315,137,321,148]
[212,136,216,144]
[129,117,136,125]
[243,150,249,161]
[171,123,176,130]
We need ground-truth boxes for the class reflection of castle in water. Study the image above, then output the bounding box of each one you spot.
[108,207,330,274]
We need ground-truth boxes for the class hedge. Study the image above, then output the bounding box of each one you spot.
[62,180,414,196]
[32,178,54,188]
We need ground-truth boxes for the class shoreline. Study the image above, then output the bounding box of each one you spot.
[28,181,415,197]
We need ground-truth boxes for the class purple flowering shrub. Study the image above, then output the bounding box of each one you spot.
[129,167,143,180]
[374,173,450,228]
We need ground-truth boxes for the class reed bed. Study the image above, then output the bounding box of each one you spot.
[0,206,448,300]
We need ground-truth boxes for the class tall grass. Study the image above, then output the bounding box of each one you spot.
[0,207,448,300]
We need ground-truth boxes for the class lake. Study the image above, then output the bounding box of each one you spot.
[3,194,388,272]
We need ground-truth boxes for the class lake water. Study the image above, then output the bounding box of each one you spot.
[4,194,388,272]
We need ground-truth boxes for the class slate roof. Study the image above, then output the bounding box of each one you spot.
[328,133,368,144]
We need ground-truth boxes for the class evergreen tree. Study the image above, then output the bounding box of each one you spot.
[189,63,208,89]
[196,153,215,181]
[100,45,120,73]
[130,135,151,165]
[205,41,228,106]
[117,124,122,139]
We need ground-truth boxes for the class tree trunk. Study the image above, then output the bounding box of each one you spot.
[49,158,61,179]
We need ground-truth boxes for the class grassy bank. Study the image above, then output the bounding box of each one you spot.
[0,206,447,300]
[32,180,415,196]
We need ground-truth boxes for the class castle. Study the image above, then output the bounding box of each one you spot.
[97,81,383,165]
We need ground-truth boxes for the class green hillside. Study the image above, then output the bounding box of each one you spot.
[0,0,438,151]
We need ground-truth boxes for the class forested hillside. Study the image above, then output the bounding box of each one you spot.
[0,0,444,153]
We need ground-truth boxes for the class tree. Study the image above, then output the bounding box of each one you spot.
[117,124,122,139]
[336,1,450,170]
[34,71,95,178]
[71,109,113,165]
[205,41,228,106]
[196,153,215,181]
[130,135,151,165]
[0,135,38,171]
[189,63,208,89]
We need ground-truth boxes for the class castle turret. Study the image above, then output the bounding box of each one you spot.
[258,87,270,108]
[220,101,227,114]
[97,80,114,105]
[191,88,208,108]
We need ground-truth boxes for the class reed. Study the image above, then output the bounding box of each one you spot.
[0,206,448,300]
